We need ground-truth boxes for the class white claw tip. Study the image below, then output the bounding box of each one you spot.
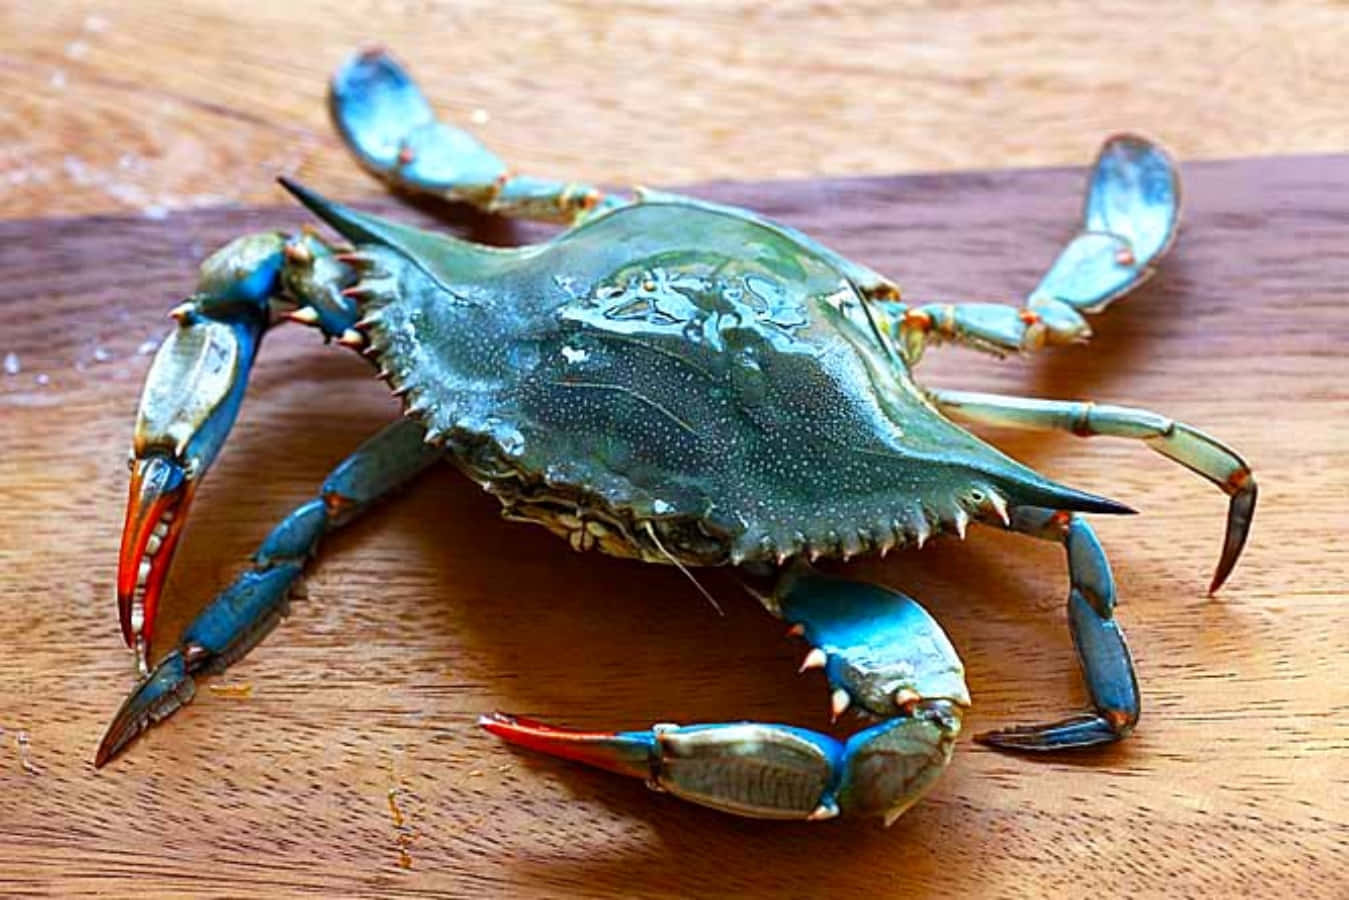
[337,328,366,349]
[894,687,922,712]
[830,688,851,721]
[286,306,321,326]
[988,491,1011,527]
[807,800,840,821]
[799,648,827,673]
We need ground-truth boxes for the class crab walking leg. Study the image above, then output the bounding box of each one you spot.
[931,388,1255,592]
[484,572,970,824]
[330,47,627,225]
[977,508,1139,750]
[877,135,1180,365]
[96,418,442,768]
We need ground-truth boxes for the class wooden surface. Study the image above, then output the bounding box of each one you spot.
[3,2,1349,897]
[5,2,1349,218]
[2,155,1347,897]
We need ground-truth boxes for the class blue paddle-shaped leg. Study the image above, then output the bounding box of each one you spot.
[331,48,627,224]
[878,134,1181,363]
[483,571,969,824]
[115,228,367,674]
[96,418,442,767]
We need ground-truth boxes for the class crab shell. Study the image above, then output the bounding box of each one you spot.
[310,189,1123,569]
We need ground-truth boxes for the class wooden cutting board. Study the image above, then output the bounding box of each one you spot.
[1,156,1345,898]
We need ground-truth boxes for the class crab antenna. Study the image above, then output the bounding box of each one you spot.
[644,522,724,616]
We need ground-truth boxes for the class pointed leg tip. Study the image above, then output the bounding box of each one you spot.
[976,712,1131,752]
[94,704,152,769]
[975,728,1061,752]
[973,729,1021,750]
[478,711,516,734]
[1210,480,1257,595]
[93,651,196,769]
[92,739,116,770]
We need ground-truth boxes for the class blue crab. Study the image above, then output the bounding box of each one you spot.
[96,49,1255,825]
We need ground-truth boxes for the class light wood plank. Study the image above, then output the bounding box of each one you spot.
[3,1,1348,217]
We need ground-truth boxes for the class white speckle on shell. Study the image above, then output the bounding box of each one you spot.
[560,345,590,365]
[652,499,673,515]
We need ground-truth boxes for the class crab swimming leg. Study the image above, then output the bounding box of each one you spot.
[484,571,971,825]
[96,417,441,767]
[330,47,627,225]
[876,134,1180,364]
[929,389,1255,592]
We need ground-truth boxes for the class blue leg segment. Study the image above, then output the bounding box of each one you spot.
[977,507,1140,751]
[96,418,442,767]
[330,47,627,224]
[483,570,969,824]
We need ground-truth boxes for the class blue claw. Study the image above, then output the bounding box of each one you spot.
[775,571,971,716]
[118,234,287,666]
[98,419,441,768]
[485,572,969,823]
[484,709,961,824]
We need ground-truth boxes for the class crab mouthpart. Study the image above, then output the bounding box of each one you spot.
[117,455,195,667]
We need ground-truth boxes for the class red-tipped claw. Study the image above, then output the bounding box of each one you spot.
[118,241,276,666]
[117,456,195,670]
[479,712,653,779]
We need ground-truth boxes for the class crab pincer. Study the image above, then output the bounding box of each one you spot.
[484,572,969,824]
[116,233,288,673]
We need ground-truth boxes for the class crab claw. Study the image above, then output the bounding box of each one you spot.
[117,233,285,669]
[117,455,195,663]
[484,572,970,823]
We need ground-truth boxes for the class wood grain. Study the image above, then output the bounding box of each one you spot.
[4,1,1349,219]
[1,154,1345,897]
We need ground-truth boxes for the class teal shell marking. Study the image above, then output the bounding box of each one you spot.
[290,186,1121,567]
